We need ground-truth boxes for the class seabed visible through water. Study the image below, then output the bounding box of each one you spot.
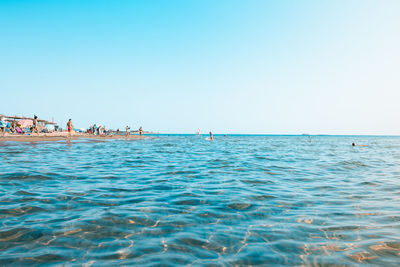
[1,135,400,266]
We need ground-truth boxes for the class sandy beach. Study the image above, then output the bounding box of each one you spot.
[0,133,146,142]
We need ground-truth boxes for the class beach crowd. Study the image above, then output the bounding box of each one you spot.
[0,115,145,137]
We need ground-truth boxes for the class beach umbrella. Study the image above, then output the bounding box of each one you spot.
[18,119,33,128]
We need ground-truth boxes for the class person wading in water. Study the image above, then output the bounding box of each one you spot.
[67,119,73,139]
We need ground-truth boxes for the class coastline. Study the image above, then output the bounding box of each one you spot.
[0,133,146,142]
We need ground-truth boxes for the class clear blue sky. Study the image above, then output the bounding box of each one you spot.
[1,0,399,134]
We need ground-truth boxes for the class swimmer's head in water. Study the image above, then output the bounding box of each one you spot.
[352,143,356,146]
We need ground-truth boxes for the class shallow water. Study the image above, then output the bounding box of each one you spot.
[1,135,400,266]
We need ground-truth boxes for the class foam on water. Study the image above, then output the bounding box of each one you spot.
[1,135,400,265]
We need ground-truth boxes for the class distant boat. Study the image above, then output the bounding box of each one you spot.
[196,128,201,135]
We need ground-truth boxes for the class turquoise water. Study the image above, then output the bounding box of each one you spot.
[1,135,400,266]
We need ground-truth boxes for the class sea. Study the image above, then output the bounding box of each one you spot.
[0,135,400,266]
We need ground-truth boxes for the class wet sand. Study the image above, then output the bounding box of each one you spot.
[0,134,146,142]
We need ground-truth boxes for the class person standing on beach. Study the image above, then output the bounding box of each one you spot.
[32,115,39,135]
[126,125,130,136]
[0,116,6,137]
[67,119,73,138]
[139,126,143,136]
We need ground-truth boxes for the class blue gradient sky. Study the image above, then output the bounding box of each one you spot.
[1,0,399,134]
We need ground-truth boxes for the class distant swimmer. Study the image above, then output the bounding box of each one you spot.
[352,142,368,147]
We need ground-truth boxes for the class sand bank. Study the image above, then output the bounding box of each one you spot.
[0,133,146,142]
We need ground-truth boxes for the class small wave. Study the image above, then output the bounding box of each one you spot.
[226,202,254,211]
[241,179,274,185]
[338,160,370,169]
[249,194,276,200]
[1,173,53,180]
[0,205,46,218]
[14,190,37,196]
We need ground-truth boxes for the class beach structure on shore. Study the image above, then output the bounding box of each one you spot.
[0,114,58,132]
[0,113,158,140]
